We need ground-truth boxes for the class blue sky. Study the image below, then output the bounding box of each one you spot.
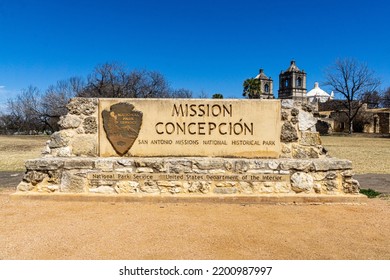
[1,0,390,108]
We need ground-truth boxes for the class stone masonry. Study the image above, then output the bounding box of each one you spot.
[16,98,361,198]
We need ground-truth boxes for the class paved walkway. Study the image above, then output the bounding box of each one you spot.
[1,172,389,194]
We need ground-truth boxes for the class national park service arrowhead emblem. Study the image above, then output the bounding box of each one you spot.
[102,102,143,156]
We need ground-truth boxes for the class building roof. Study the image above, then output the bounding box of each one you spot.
[254,69,271,80]
[285,60,300,72]
[307,82,333,103]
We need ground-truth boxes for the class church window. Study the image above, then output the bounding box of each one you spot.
[296,77,302,87]
[264,84,269,93]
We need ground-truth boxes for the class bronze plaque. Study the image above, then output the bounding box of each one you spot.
[102,102,143,156]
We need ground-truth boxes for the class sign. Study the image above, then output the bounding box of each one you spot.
[98,99,281,158]
[87,172,290,182]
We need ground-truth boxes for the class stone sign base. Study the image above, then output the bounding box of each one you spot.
[14,157,365,203]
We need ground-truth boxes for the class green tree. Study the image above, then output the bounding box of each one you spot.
[212,93,223,99]
[242,78,261,99]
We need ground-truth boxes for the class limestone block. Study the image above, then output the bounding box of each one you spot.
[49,131,73,148]
[70,134,97,156]
[281,122,298,143]
[247,169,273,174]
[325,180,339,192]
[274,182,291,193]
[268,161,280,170]
[281,110,289,121]
[64,159,94,170]
[83,117,97,134]
[187,181,210,193]
[292,145,320,159]
[57,147,72,157]
[47,170,62,184]
[234,161,248,173]
[115,181,140,193]
[312,159,352,171]
[313,183,322,194]
[238,182,253,194]
[279,160,312,171]
[341,170,354,177]
[291,172,314,193]
[291,108,299,116]
[194,159,225,170]
[257,182,274,193]
[41,142,51,155]
[291,117,299,124]
[25,158,64,171]
[224,161,233,171]
[94,159,114,171]
[136,167,154,173]
[214,187,238,194]
[168,187,182,194]
[168,160,192,173]
[343,178,360,194]
[298,110,317,131]
[116,159,134,167]
[135,159,166,172]
[299,131,322,146]
[301,104,314,112]
[140,181,160,193]
[67,98,98,115]
[23,171,47,185]
[61,172,87,193]
[281,99,294,109]
[48,185,60,192]
[215,181,236,188]
[209,169,226,174]
[89,186,115,194]
[17,181,34,192]
[58,115,82,129]
[157,181,176,187]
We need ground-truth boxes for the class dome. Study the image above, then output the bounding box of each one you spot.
[306,82,333,103]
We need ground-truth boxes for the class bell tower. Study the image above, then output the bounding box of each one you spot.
[278,60,307,100]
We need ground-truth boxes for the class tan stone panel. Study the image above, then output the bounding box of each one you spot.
[99,99,282,158]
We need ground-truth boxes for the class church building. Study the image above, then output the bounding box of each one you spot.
[278,60,307,100]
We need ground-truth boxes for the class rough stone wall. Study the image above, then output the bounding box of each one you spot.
[279,99,326,159]
[17,157,360,195]
[43,98,99,157]
[17,98,361,197]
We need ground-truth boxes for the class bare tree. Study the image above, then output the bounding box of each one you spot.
[382,87,390,108]
[324,58,381,133]
[78,63,174,98]
[6,86,44,133]
[4,78,82,134]
[41,77,85,130]
[170,88,193,98]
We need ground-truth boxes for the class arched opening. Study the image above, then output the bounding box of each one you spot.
[296,77,302,87]
[264,84,269,93]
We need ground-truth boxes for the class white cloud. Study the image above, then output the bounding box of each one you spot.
[0,85,5,90]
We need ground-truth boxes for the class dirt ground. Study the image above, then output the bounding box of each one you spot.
[0,187,389,260]
[1,135,389,260]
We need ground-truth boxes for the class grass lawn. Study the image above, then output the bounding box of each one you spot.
[321,135,390,174]
[0,134,388,174]
[0,135,49,171]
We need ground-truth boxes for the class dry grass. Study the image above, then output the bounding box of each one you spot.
[321,135,390,174]
[0,135,49,171]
